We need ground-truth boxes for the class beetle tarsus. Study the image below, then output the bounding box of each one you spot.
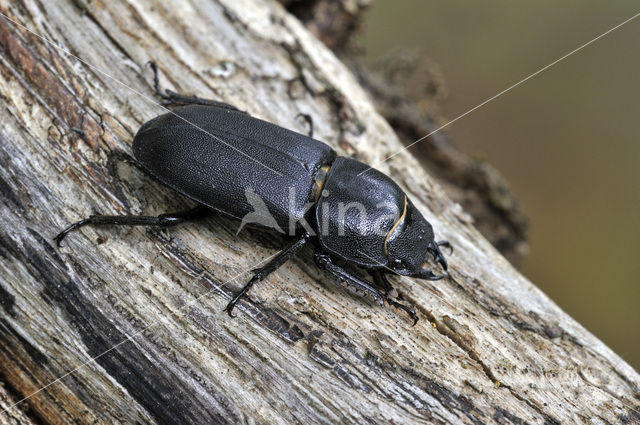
[385,297,419,326]
[424,270,445,281]
[437,240,453,254]
[107,150,138,177]
[224,274,261,317]
[371,270,418,325]
[147,61,164,98]
[54,219,91,246]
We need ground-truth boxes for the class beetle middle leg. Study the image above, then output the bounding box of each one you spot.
[314,253,419,325]
[295,113,314,138]
[148,61,243,112]
[54,205,211,246]
[224,233,310,317]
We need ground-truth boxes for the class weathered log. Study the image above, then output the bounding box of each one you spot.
[0,1,638,424]
[280,0,372,50]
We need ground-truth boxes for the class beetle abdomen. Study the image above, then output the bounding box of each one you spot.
[133,105,335,231]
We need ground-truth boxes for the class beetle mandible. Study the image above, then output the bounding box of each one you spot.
[55,64,451,325]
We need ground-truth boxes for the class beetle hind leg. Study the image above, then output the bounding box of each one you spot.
[147,61,243,112]
[54,205,210,246]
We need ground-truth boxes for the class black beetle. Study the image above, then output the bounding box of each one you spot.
[55,64,451,324]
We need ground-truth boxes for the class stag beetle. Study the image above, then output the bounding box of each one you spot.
[55,64,451,325]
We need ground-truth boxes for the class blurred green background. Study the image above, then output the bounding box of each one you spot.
[362,1,639,370]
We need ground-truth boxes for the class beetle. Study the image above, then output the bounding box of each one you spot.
[54,64,451,325]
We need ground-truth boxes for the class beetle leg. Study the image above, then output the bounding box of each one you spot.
[314,253,419,325]
[385,298,419,327]
[147,61,243,112]
[314,253,383,304]
[370,269,397,297]
[106,150,142,200]
[295,113,314,138]
[428,240,450,271]
[54,205,210,246]
[437,240,453,254]
[158,90,243,111]
[107,150,139,173]
[370,270,419,325]
[224,233,310,317]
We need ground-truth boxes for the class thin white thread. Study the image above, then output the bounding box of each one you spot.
[0,10,286,414]
[0,11,283,177]
[0,250,279,415]
[357,11,640,176]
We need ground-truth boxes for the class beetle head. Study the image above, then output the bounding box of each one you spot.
[386,200,450,280]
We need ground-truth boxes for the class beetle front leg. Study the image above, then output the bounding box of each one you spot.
[54,205,211,246]
[224,233,310,317]
[370,270,419,325]
[370,269,398,298]
[428,240,452,271]
[314,253,419,325]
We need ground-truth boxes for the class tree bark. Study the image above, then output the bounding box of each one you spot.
[0,1,638,424]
